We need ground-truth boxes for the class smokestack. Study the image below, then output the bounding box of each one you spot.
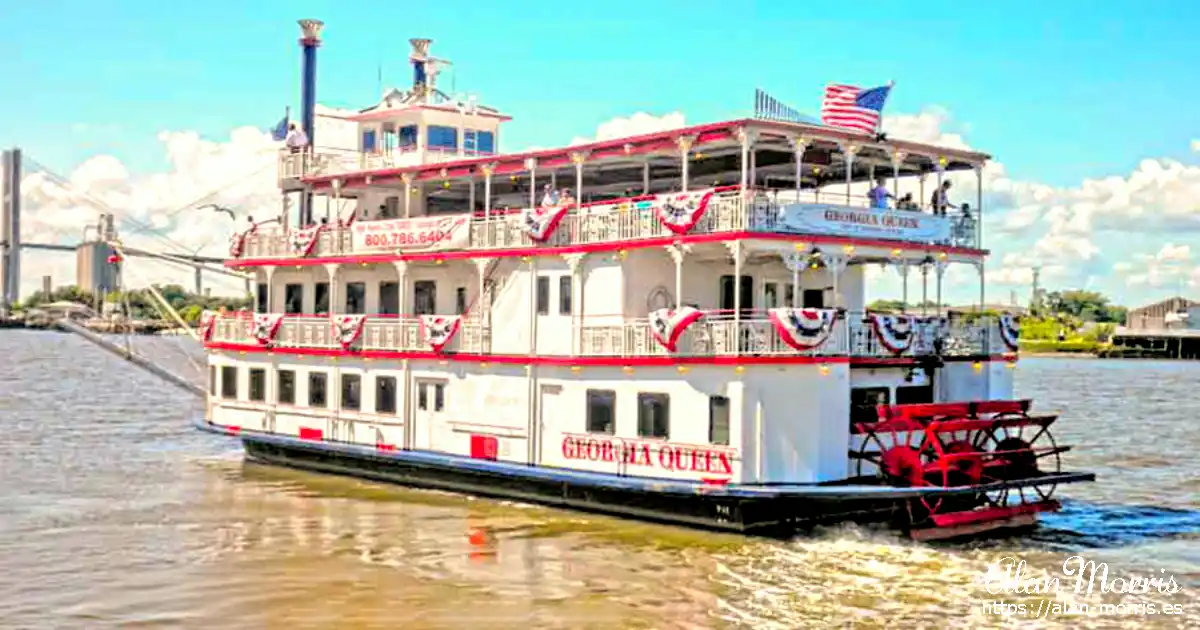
[298,19,323,226]
[409,38,431,100]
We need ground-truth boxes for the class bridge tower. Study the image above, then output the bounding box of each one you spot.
[0,148,20,314]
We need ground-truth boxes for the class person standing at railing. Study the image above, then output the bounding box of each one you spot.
[868,178,893,209]
[541,184,559,207]
[930,180,957,216]
[285,123,310,154]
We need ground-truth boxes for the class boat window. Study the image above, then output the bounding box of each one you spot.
[221,366,238,400]
[414,281,437,316]
[278,370,296,405]
[850,387,889,426]
[341,374,362,411]
[398,125,418,149]
[895,384,934,405]
[455,287,467,315]
[383,197,400,219]
[362,128,377,153]
[434,383,445,411]
[586,389,616,434]
[255,283,268,313]
[428,125,458,150]
[309,373,328,408]
[379,282,399,315]
[418,383,428,411]
[559,276,572,315]
[536,276,550,315]
[314,282,330,315]
[249,368,266,402]
[209,366,216,396]
[802,289,825,309]
[709,396,730,445]
[345,282,367,315]
[284,284,304,314]
[764,283,778,309]
[719,275,754,317]
[376,376,397,413]
[637,393,670,439]
[465,129,495,154]
[784,283,794,307]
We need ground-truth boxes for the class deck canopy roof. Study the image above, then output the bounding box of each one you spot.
[308,118,991,203]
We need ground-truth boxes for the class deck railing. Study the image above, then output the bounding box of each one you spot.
[235,188,977,261]
[210,310,1000,359]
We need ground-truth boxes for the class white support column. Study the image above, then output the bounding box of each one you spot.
[263,267,276,312]
[678,135,695,192]
[739,128,750,190]
[642,158,650,194]
[899,260,910,313]
[975,163,984,248]
[791,137,808,199]
[920,261,930,316]
[481,163,494,244]
[935,258,948,310]
[571,151,588,212]
[782,251,803,307]
[841,143,860,205]
[563,253,585,355]
[473,258,489,326]
[526,158,538,209]
[468,176,476,213]
[550,170,556,190]
[729,242,744,356]
[667,245,686,309]
[828,254,849,309]
[325,263,340,321]
[402,173,413,219]
[935,157,947,212]
[978,262,986,312]
[393,261,409,317]
[528,255,539,356]
[919,173,927,211]
[891,150,907,200]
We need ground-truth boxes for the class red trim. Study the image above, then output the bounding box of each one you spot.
[205,341,852,366]
[304,118,991,189]
[298,427,324,441]
[930,500,1060,528]
[228,231,988,269]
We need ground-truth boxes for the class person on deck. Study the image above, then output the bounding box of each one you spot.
[897,193,918,210]
[930,180,957,216]
[868,179,893,209]
[285,123,309,154]
[541,184,559,207]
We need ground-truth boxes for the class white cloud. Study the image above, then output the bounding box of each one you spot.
[569,112,686,146]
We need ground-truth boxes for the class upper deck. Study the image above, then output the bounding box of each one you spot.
[237,118,989,266]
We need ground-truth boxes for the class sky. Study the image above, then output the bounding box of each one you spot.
[2,1,1199,307]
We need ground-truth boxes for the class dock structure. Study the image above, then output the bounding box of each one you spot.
[1111,296,1200,359]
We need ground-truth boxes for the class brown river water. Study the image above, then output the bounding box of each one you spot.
[0,330,1196,629]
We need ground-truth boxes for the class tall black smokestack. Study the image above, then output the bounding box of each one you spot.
[298,19,323,226]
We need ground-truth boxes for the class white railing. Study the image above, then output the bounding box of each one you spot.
[580,316,850,358]
[210,314,491,354]
[279,148,497,182]
[237,186,978,261]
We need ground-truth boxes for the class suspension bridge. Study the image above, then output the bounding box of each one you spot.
[0,147,261,314]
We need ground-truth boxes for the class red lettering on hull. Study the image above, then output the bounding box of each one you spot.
[560,435,736,479]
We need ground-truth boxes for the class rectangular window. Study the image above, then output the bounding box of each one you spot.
[764,283,778,309]
[383,196,400,219]
[785,283,794,307]
[709,396,730,445]
[414,281,436,316]
[418,383,428,410]
[341,374,361,411]
[362,128,378,152]
[375,376,397,413]
[536,276,550,315]
[475,130,495,154]
[434,383,445,411]
[278,370,295,405]
[221,366,238,400]
[455,287,467,315]
[284,284,304,314]
[398,125,418,148]
[255,283,268,313]
[850,387,890,426]
[209,365,216,396]
[637,393,670,439]
[249,368,266,402]
[309,372,328,408]
[379,282,399,315]
[314,282,330,314]
[586,390,615,434]
[896,384,934,405]
[558,276,572,315]
[427,125,458,150]
[802,289,825,309]
[345,282,366,314]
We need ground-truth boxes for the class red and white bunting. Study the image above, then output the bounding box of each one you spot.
[250,313,285,345]
[648,307,703,352]
[228,225,256,257]
[999,314,1020,351]
[767,307,838,350]
[520,205,570,242]
[420,315,462,352]
[654,189,715,235]
[870,314,915,354]
[289,224,324,257]
[332,314,367,350]
[199,309,219,341]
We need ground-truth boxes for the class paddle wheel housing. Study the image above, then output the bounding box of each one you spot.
[850,399,1071,537]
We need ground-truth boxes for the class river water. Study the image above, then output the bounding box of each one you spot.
[0,330,1196,629]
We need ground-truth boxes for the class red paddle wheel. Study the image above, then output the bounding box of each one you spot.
[851,400,1070,537]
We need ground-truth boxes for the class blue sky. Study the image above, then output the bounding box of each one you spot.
[3,1,1199,305]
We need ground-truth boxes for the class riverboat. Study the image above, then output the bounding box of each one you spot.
[199,19,1095,541]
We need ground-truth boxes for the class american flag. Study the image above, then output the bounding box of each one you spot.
[820,83,892,134]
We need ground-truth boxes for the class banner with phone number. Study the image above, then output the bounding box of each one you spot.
[350,215,470,252]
